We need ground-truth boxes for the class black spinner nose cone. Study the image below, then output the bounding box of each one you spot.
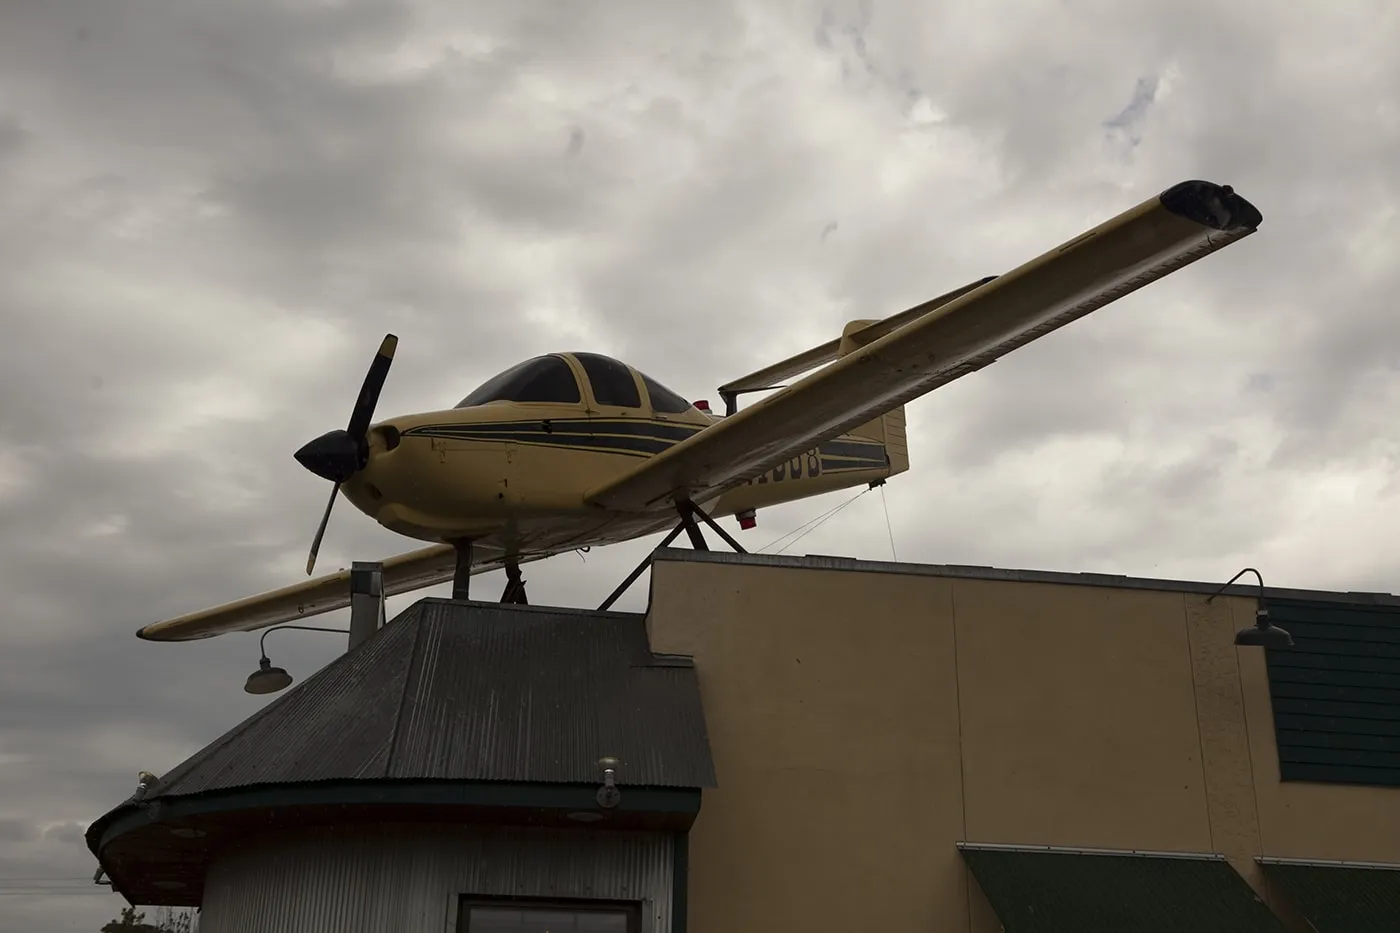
[294,429,361,483]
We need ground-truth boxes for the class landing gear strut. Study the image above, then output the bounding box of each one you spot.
[450,539,531,605]
[598,499,746,611]
[451,538,473,601]
[501,560,528,604]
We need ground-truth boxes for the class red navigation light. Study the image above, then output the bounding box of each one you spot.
[737,508,757,530]
[693,399,711,413]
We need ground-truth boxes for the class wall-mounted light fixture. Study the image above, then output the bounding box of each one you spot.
[1205,566,1293,649]
[244,624,350,695]
[595,756,622,809]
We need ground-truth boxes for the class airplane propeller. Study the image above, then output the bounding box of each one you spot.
[294,334,398,575]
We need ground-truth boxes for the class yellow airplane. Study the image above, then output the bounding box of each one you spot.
[137,179,1263,642]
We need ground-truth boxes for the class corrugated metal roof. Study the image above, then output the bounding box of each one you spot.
[1261,858,1400,933]
[148,599,715,797]
[960,844,1287,933]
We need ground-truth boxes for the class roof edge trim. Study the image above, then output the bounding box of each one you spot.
[958,841,1226,861]
[655,549,1400,606]
[416,597,646,620]
[89,780,704,856]
[1259,855,1400,871]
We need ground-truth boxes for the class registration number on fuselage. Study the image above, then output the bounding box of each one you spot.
[749,449,823,485]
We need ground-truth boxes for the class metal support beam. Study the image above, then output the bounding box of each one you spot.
[596,500,745,612]
[677,501,708,550]
[687,501,748,554]
[451,539,473,601]
[598,523,686,611]
[348,561,385,650]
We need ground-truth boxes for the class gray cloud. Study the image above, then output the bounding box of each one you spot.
[2,1,1398,928]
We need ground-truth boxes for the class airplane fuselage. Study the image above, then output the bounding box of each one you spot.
[341,404,714,543]
[338,397,900,559]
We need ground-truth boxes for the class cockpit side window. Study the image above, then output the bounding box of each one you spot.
[573,352,642,408]
[638,372,695,414]
[454,355,582,408]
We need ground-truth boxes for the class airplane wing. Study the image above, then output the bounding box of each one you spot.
[715,275,998,413]
[587,179,1262,512]
[135,545,556,642]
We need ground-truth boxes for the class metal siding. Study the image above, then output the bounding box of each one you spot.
[146,600,714,798]
[1264,600,1400,787]
[200,824,673,933]
[960,845,1286,933]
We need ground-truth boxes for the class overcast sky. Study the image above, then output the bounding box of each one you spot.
[2,0,1398,927]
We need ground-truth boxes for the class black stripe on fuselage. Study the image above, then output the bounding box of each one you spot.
[819,440,887,461]
[404,418,705,443]
[404,427,666,457]
[401,420,889,469]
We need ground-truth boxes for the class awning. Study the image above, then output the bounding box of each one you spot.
[959,843,1286,933]
[1261,857,1400,933]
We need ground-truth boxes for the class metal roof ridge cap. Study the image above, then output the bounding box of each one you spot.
[379,609,428,780]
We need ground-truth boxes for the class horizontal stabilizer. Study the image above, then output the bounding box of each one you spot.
[717,276,996,410]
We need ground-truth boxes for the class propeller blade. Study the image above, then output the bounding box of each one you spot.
[299,333,398,576]
[347,334,398,442]
[305,483,340,576]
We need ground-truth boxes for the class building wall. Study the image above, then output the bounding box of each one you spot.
[199,824,674,933]
[646,556,1400,933]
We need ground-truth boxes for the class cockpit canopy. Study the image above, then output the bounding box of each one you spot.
[454,353,696,414]
[455,355,580,408]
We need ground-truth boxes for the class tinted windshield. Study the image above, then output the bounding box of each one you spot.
[455,355,581,408]
[638,372,695,413]
[574,352,642,408]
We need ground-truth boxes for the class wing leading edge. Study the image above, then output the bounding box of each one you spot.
[136,545,555,642]
[587,179,1262,512]
[715,275,999,411]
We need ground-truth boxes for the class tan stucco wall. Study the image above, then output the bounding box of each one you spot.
[646,556,1400,933]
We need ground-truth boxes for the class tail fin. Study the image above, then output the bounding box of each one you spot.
[710,313,925,521]
[844,404,909,478]
[838,319,910,479]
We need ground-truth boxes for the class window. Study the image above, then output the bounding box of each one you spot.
[638,372,694,414]
[573,352,642,408]
[455,356,582,408]
[459,899,640,933]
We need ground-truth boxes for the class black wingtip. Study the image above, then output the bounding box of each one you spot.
[1160,180,1263,232]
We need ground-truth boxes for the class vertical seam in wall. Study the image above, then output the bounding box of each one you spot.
[670,830,688,933]
[1231,597,1268,855]
[1183,592,1216,853]
[949,581,973,933]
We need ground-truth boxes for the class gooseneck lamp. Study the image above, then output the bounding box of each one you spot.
[1205,567,1293,649]
[244,624,350,695]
